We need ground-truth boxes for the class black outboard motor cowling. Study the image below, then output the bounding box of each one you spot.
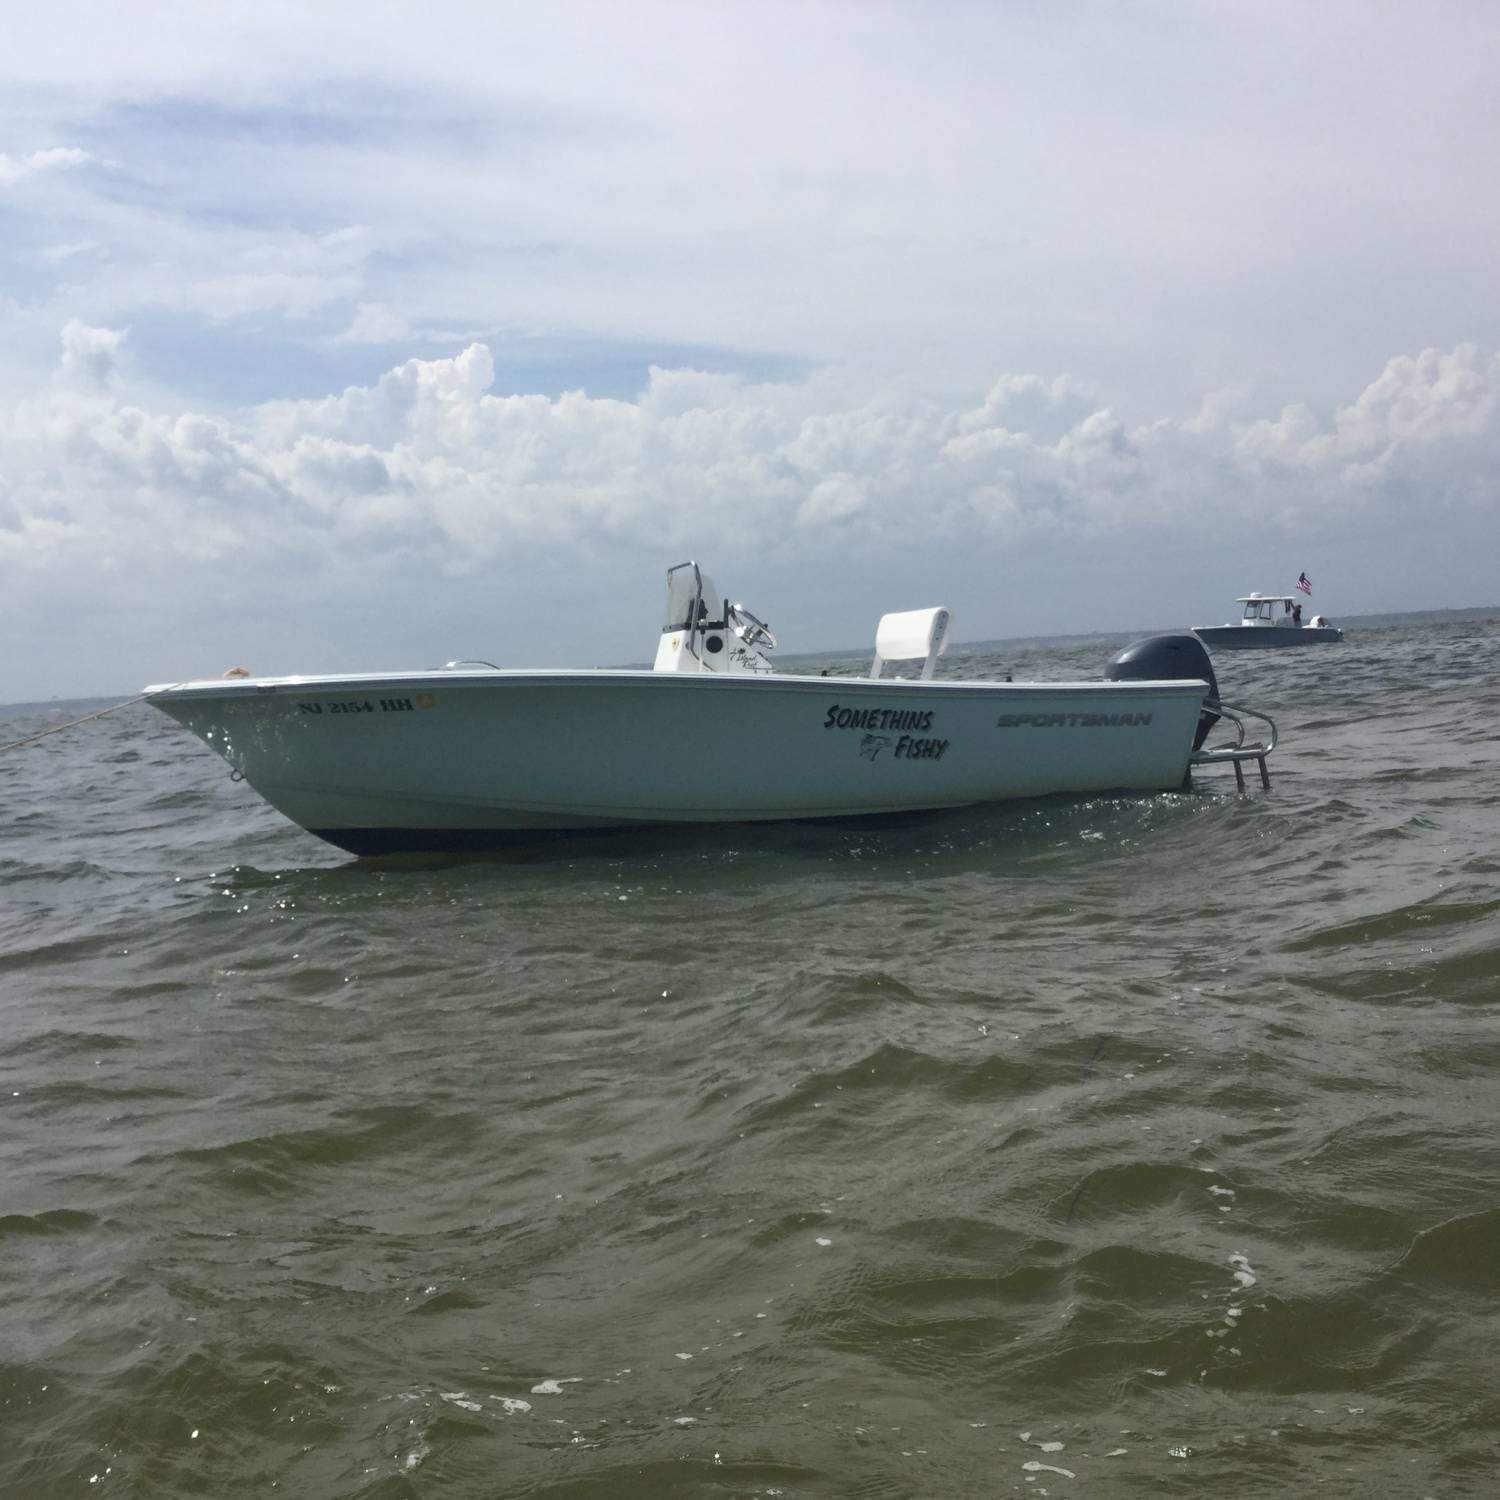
[1105,634,1220,751]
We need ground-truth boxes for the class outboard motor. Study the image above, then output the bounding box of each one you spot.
[1105,634,1220,751]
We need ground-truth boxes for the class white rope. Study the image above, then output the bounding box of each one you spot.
[0,695,148,753]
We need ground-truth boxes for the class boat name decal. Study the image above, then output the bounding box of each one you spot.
[824,704,935,732]
[995,711,1154,728]
[859,732,949,761]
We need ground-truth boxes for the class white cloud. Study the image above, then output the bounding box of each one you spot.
[175,226,376,322]
[798,475,867,527]
[336,301,413,344]
[4,326,1497,580]
[0,146,93,185]
[57,319,128,389]
[0,6,1497,699]
[2,5,1498,428]
[1231,344,1500,514]
[0,474,19,532]
[40,240,105,264]
[1,323,1497,696]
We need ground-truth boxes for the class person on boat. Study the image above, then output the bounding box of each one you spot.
[1292,602,1302,626]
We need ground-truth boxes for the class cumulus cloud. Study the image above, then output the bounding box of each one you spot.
[3,327,1497,595]
[57,320,129,389]
[1229,345,1500,519]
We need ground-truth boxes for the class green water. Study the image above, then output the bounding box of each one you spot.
[2,618,1498,1496]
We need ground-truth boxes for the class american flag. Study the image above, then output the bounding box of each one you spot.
[1296,572,1313,596]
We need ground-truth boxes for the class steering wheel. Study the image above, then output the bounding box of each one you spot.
[728,603,777,651]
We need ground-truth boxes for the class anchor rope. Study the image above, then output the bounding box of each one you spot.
[0,695,148,753]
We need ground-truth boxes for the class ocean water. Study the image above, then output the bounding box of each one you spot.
[2,615,1498,1498]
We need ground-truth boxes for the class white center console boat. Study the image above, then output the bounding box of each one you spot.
[1194,593,1344,648]
[145,562,1270,855]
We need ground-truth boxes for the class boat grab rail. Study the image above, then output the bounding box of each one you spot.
[1191,698,1279,790]
[440,659,503,671]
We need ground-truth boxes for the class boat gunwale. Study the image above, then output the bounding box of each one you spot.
[142,669,1211,701]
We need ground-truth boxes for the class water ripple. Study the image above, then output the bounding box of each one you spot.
[3,616,1500,1496]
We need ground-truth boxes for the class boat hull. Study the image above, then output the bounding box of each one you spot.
[1193,625,1343,649]
[144,670,1210,855]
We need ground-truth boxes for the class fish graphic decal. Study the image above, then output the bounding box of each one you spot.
[859,733,894,761]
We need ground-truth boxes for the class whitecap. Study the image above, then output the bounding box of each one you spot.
[1228,1251,1257,1290]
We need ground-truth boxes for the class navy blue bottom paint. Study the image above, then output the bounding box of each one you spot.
[308,808,969,858]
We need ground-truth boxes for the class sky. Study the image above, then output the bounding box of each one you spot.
[3,0,1498,700]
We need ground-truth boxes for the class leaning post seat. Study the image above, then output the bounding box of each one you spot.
[870,607,951,681]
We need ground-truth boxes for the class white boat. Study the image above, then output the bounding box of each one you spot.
[144,563,1261,856]
[1193,592,1343,649]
